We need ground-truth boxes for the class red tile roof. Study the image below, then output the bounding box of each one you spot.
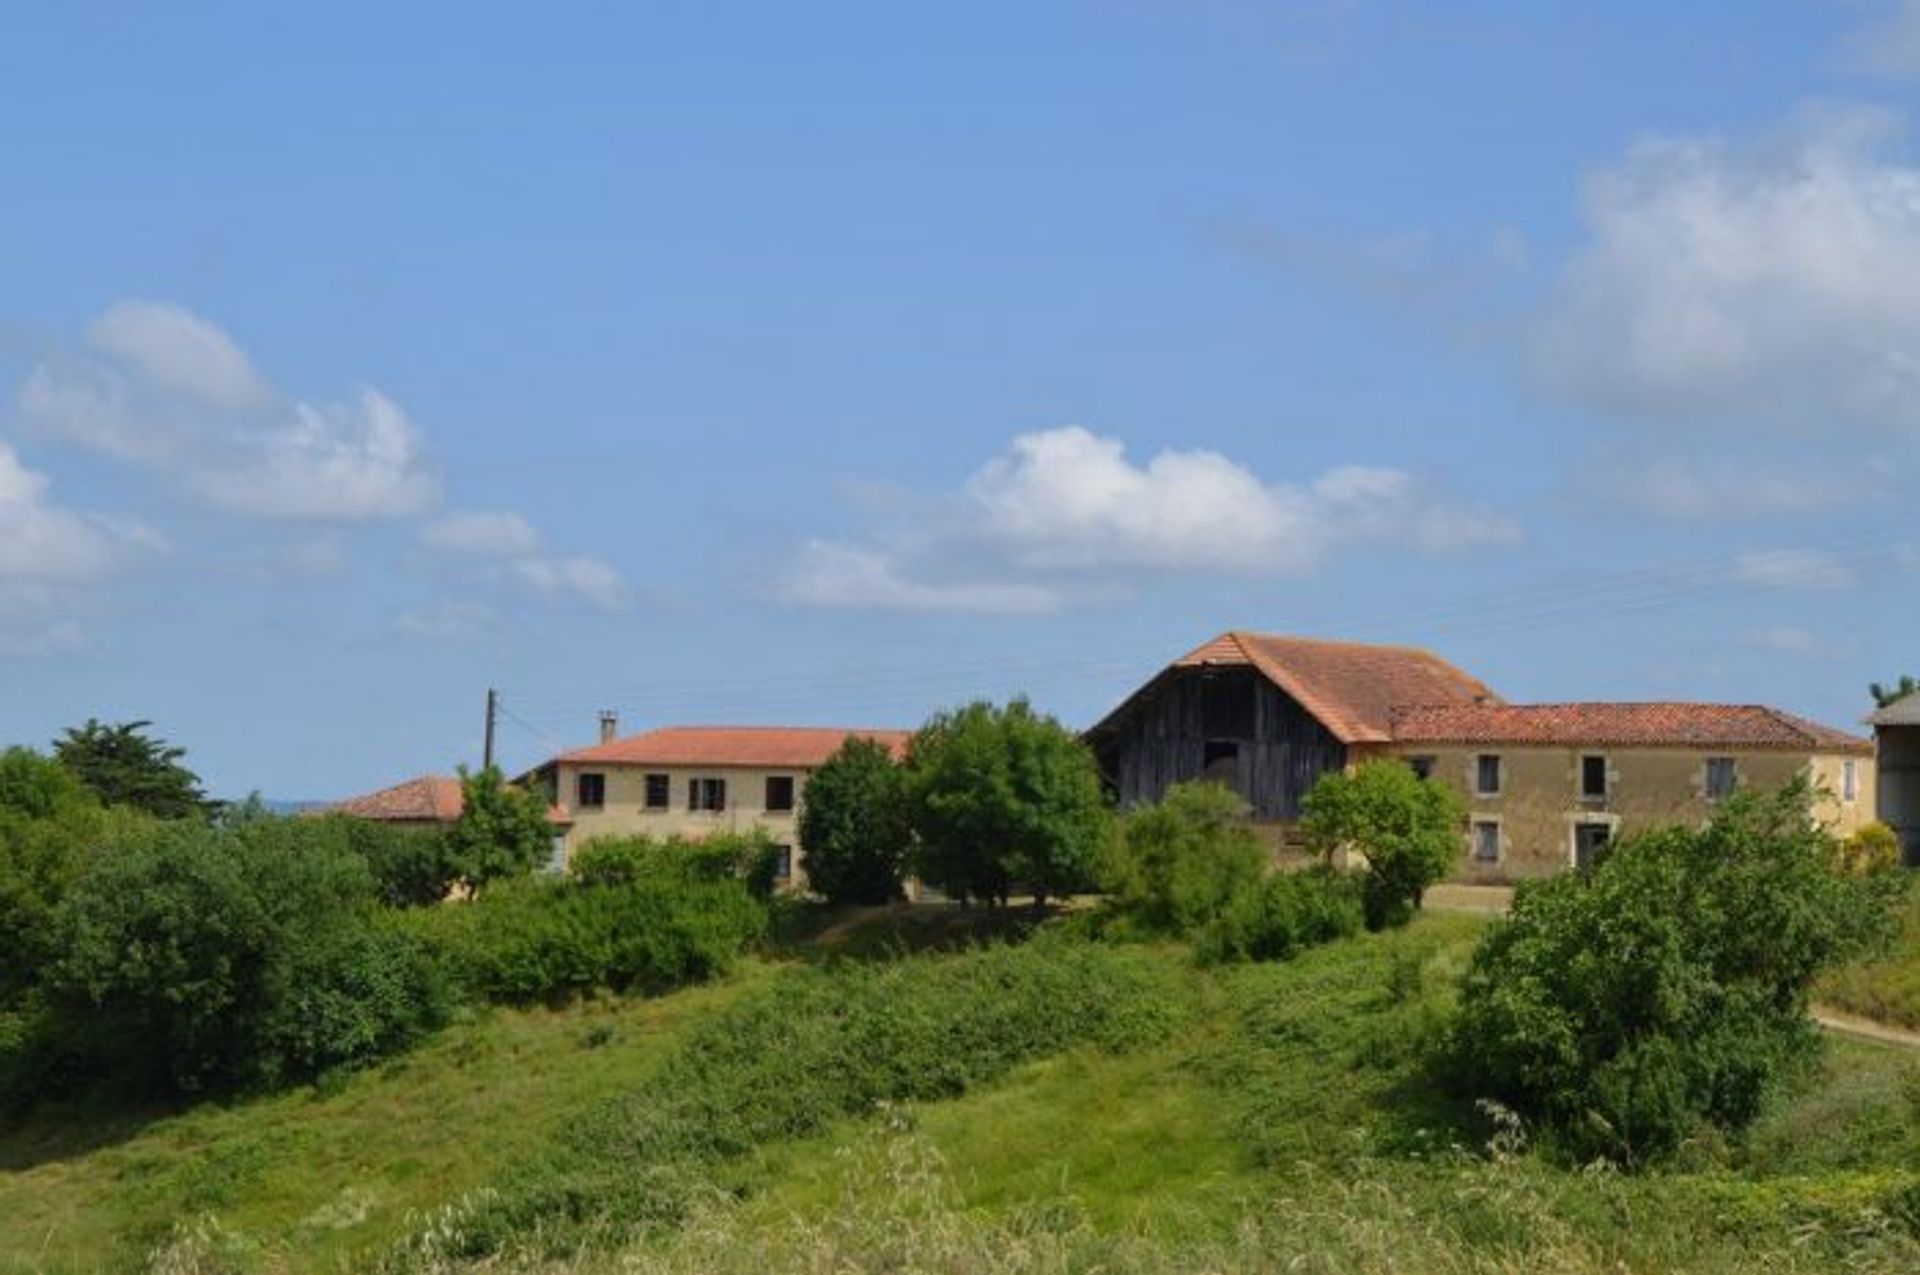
[1166,631,1501,744]
[558,725,911,769]
[329,774,573,825]
[1390,702,1873,754]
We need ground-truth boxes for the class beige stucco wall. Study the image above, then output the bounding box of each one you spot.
[553,761,812,888]
[1392,745,1876,882]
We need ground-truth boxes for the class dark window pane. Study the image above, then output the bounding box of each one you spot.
[645,773,669,809]
[577,773,605,808]
[1582,756,1607,798]
[765,776,795,812]
[1477,755,1502,794]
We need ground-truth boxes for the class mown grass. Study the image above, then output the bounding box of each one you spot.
[1820,879,1920,1029]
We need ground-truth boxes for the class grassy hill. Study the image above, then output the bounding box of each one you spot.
[3,910,1919,1274]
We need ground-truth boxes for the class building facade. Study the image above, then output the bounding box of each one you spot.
[532,724,910,890]
[1089,632,1878,880]
[1870,695,1920,867]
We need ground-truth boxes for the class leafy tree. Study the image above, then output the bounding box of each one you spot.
[1101,781,1269,935]
[446,765,553,894]
[906,699,1111,909]
[52,718,211,819]
[798,736,910,905]
[1300,760,1463,930]
[1871,675,1920,708]
[1452,783,1898,1164]
[333,815,460,908]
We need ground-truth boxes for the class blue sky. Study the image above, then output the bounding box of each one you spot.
[5,1,1920,799]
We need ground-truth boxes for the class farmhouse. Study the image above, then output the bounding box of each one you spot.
[529,721,910,890]
[1088,631,1877,879]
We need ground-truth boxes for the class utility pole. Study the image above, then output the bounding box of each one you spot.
[483,687,498,771]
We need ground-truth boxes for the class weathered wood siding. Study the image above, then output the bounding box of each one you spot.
[1095,668,1347,820]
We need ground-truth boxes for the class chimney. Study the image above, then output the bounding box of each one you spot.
[598,711,618,744]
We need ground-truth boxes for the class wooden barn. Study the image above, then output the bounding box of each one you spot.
[1083,631,1501,824]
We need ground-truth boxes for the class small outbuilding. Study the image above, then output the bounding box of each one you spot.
[1870,696,1920,867]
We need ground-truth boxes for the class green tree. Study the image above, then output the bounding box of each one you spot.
[1300,760,1462,930]
[447,765,552,894]
[0,748,124,1003]
[1871,675,1920,708]
[52,718,211,819]
[1102,781,1269,935]
[1452,783,1897,1164]
[906,699,1111,909]
[798,736,910,905]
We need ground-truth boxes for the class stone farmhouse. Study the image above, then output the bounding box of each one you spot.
[1087,631,1876,879]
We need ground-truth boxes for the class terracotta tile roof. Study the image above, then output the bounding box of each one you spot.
[558,725,911,769]
[329,774,573,825]
[1168,631,1502,744]
[1390,702,1873,754]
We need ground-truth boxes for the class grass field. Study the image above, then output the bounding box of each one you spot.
[5,907,1920,1274]
[1820,880,1920,1030]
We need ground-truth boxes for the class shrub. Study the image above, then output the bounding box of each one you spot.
[1102,782,1269,935]
[1198,868,1365,964]
[1837,822,1902,877]
[571,830,780,900]
[797,736,910,904]
[1301,761,1462,930]
[332,815,460,907]
[42,817,445,1092]
[907,699,1112,908]
[417,873,767,1005]
[1452,784,1899,1165]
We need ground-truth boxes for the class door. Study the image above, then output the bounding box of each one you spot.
[1573,822,1612,871]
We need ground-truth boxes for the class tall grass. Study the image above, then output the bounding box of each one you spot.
[377,936,1185,1268]
[1820,879,1920,1029]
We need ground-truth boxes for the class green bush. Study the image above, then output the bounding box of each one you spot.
[1301,761,1463,930]
[417,873,767,1005]
[1451,784,1899,1165]
[331,815,460,907]
[570,829,780,899]
[394,936,1182,1264]
[42,817,446,1092]
[1198,868,1365,964]
[1102,782,1269,935]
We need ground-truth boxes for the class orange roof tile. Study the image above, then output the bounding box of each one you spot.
[329,774,573,825]
[1169,631,1501,744]
[1389,702,1873,754]
[558,725,910,769]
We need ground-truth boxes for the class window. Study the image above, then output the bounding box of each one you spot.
[1406,756,1436,781]
[689,777,727,812]
[1580,755,1608,800]
[576,772,605,809]
[1472,820,1501,863]
[1844,759,1859,803]
[1574,822,1612,871]
[1476,754,1503,796]
[1705,757,1737,801]
[765,775,796,812]
[644,773,670,810]
[772,844,793,881]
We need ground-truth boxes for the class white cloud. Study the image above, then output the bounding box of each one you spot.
[86,299,270,410]
[1836,2,1920,77]
[966,426,1517,573]
[0,443,156,583]
[509,555,633,613]
[785,426,1516,614]
[784,540,1062,615]
[19,301,439,522]
[421,510,544,557]
[1733,548,1859,591]
[1598,453,1870,521]
[1534,105,1920,432]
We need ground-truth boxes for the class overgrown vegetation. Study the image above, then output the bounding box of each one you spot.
[1453,784,1901,1164]
[382,937,1184,1267]
[1821,875,1920,1029]
[796,735,910,904]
